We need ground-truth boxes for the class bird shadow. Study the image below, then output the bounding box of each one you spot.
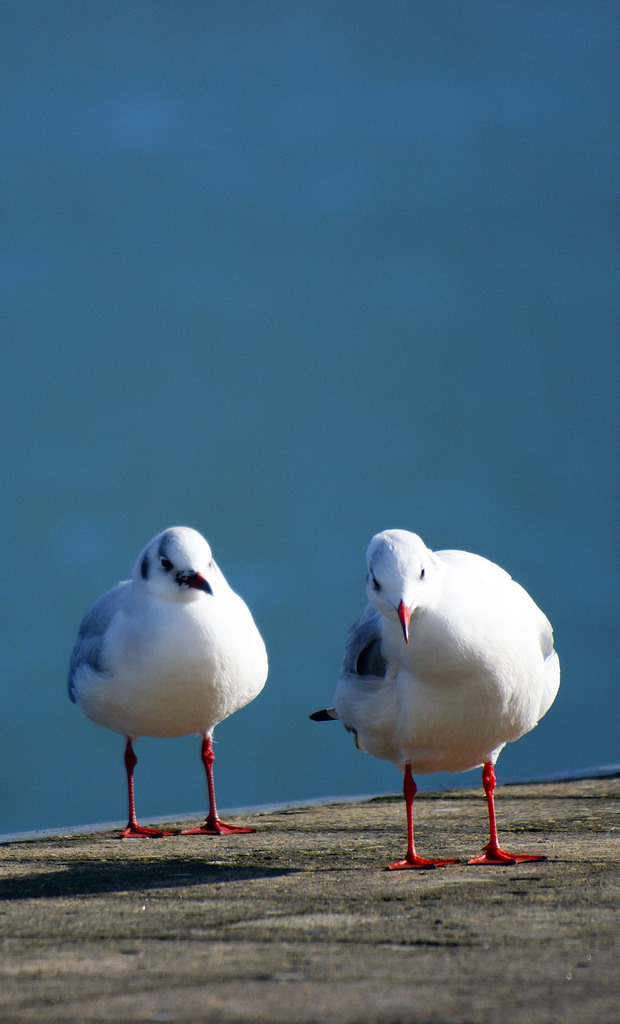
[0,855,298,901]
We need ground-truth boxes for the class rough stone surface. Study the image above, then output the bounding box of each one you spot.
[0,779,618,1023]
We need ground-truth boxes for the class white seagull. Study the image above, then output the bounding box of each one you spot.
[311,529,560,868]
[68,526,268,838]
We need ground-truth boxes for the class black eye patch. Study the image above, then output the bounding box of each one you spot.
[160,557,173,572]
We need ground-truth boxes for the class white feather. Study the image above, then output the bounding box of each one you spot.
[69,526,268,740]
[333,529,559,775]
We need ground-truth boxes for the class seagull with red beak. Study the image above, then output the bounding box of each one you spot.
[311,528,560,869]
[69,526,268,838]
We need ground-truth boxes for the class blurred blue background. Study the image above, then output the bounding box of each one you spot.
[1,2,618,834]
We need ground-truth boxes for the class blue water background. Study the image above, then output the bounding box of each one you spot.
[1,2,618,833]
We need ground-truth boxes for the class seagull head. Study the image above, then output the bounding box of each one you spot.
[134,526,217,603]
[365,529,435,644]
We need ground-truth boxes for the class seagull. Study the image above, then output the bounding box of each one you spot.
[68,526,268,838]
[311,529,560,869]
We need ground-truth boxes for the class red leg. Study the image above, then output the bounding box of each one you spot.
[389,765,459,870]
[181,734,256,835]
[468,762,545,865]
[120,737,178,839]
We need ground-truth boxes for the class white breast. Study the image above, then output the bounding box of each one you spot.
[74,590,268,739]
[338,556,558,775]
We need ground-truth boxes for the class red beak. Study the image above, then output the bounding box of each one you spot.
[397,600,411,644]
[178,570,213,594]
[188,571,212,593]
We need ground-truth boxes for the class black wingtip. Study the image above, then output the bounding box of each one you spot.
[309,708,338,722]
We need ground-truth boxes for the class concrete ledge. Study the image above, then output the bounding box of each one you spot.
[1,778,618,1023]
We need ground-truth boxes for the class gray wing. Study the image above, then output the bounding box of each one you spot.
[67,581,130,702]
[332,604,388,750]
[342,603,387,680]
[309,605,387,737]
[538,615,560,721]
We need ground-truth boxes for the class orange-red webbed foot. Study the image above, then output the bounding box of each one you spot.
[120,824,179,839]
[388,854,460,870]
[468,842,545,866]
[181,819,256,835]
